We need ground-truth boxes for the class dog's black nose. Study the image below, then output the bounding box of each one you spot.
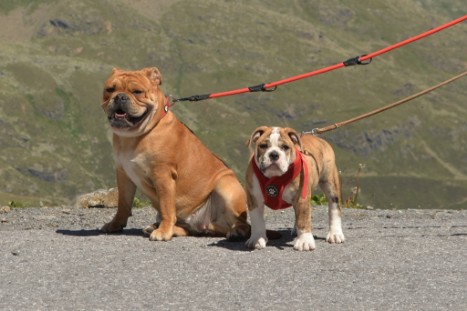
[269,151,280,162]
[115,93,129,103]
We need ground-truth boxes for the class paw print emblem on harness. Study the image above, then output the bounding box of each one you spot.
[265,185,279,198]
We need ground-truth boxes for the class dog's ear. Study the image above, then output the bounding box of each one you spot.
[111,67,122,74]
[285,128,302,150]
[142,67,162,85]
[245,126,269,148]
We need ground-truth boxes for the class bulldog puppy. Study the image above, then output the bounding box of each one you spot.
[245,126,345,251]
[100,67,250,241]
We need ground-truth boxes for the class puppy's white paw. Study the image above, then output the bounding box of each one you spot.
[245,235,268,250]
[326,229,345,244]
[293,232,316,251]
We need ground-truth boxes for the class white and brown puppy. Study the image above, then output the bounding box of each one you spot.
[100,67,250,241]
[245,126,345,251]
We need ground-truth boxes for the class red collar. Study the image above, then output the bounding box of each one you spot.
[162,96,170,116]
[251,149,309,210]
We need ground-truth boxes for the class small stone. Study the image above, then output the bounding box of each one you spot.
[73,188,118,208]
[0,206,11,213]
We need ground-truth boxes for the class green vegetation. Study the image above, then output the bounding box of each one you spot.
[0,0,465,209]
[8,201,24,208]
[133,197,150,209]
[311,194,328,207]
[344,164,366,209]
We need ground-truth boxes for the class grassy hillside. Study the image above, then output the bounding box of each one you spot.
[0,0,465,208]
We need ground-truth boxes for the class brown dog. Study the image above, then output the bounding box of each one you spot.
[100,67,250,241]
[245,126,345,251]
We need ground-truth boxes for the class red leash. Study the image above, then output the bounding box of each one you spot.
[174,15,466,103]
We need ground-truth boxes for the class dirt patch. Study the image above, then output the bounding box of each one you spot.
[0,4,53,43]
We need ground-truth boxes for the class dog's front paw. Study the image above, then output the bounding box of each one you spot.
[293,232,316,251]
[100,220,126,233]
[149,228,173,241]
[326,230,345,244]
[245,235,268,250]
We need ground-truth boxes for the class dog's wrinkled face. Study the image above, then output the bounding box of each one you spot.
[248,126,302,178]
[102,67,163,137]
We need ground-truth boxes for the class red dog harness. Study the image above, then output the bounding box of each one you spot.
[251,149,309,210]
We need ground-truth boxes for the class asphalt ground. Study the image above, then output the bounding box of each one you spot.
[1,206,466,310]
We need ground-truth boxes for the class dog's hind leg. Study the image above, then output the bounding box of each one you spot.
[319,165,345,244]
[211,174,251,241]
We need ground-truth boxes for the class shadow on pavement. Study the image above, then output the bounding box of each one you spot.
[207,229,326,251]
[55,228,145,237]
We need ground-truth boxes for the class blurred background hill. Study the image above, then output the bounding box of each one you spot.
[0,0,465,208]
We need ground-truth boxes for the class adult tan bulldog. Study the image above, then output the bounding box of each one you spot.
[245,126,345,251]
[100,67,250,241]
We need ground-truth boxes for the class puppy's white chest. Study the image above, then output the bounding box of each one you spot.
[281,185,297,205]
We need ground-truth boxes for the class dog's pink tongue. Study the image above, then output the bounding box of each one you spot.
[115,112,127,119]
